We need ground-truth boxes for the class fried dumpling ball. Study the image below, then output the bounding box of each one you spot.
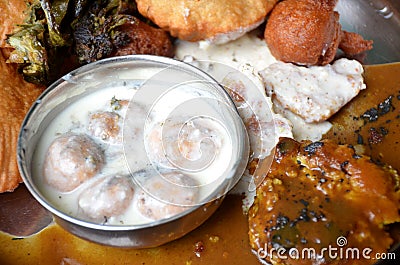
[43,134,105,192]
[111,17,174,57]
[136,171,198,220]
[265,0,373,66]
[136,0,278,44]
[78,175,134,221]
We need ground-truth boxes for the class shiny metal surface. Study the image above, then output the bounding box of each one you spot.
[336,0,400,64]
[16,55,247,247]
[53,199,222,248]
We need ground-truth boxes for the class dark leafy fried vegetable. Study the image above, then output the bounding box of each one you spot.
[6,0,71,84]
[6,0,173,85]
[40,0,69,46]
[71,0,132,64]
[7,24,49,84]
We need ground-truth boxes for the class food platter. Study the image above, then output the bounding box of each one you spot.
[0,0,400,264]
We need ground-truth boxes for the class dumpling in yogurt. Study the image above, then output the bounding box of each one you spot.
[87,98,131,145]
[145,119,224,170]
[78,175,135,221]
[88,111,123,144]
[43,134,105,192]
[136,171,198,220]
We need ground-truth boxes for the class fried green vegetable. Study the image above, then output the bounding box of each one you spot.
[71,0,131,64]
[40,0,70,46]
[6,0,143,85]
[6,0,71,84]
[7,24,49,84]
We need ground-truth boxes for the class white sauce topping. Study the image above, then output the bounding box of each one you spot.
[201,19,265,45]
[260,58,366,123]
[139,82,234,194]
[175,30,277,71]
[273,102,333,142]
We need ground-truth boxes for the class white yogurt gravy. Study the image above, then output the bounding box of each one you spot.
[33,79,233,225]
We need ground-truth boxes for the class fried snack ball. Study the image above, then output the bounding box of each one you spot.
[136,0,278,43]
[265,0,373,66]
[248,138,400,265]
[111,18,174,57]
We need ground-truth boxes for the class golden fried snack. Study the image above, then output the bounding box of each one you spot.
[248,138,400,265]
[265,0,341,66]
[0,49,44,192]
[136,0,278,43]
[265,0,373,66]
[0,0,30,48]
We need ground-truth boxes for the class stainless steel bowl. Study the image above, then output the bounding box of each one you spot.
[17,55,249,248]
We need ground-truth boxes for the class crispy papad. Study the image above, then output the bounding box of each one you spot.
[0,49,44,192]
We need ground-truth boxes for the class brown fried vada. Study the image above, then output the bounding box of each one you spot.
[111,18,174,57]
[136,0,278,43]
[265,0,373,66]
